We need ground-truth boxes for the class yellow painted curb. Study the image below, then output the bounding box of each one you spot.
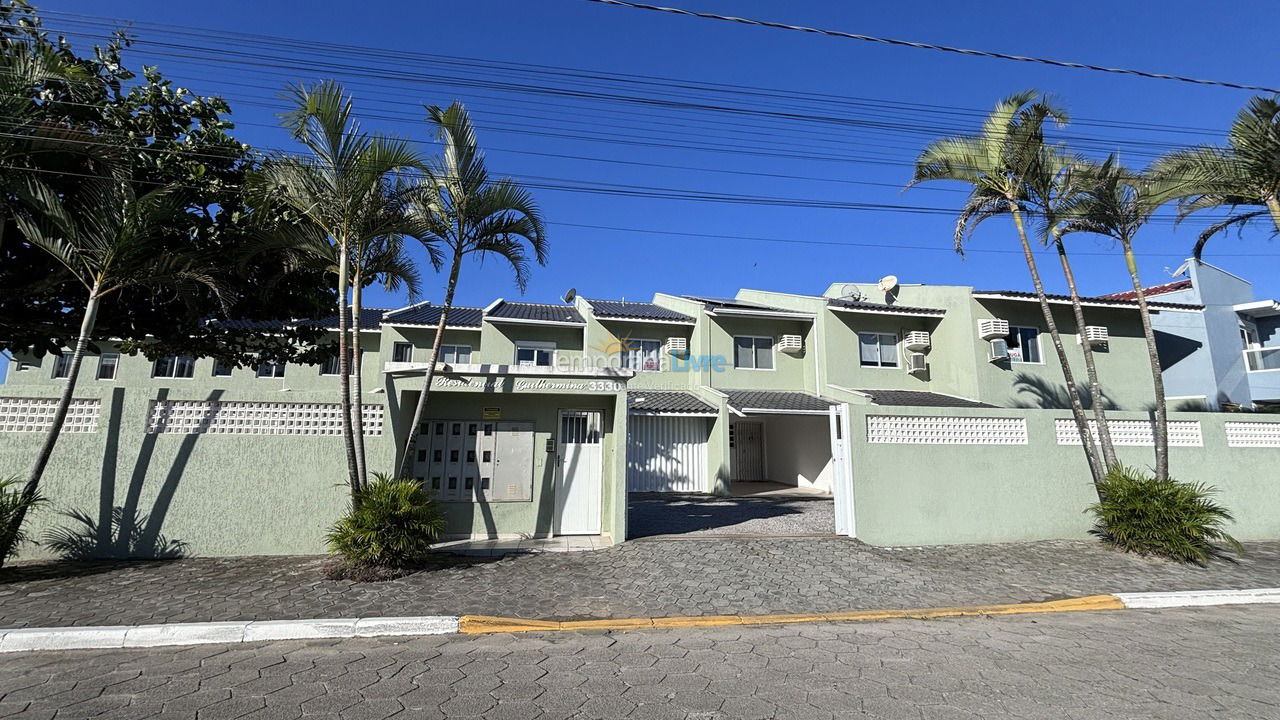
[458,595,1125,635]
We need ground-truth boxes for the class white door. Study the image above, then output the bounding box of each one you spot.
[627,416,709,492]
[731,421,765,481]
[555,410,603,535]
[829,404,855,537]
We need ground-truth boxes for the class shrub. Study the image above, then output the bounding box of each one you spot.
[1088,465,1243,565]
[326,473,446,570]
[0,475,46,562]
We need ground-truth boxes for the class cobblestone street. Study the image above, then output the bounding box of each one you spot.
[3,539,1280,629]
[1,606,1276,719]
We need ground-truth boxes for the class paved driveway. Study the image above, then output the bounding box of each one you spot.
[2,606,1277,718]
[628,493,835,539]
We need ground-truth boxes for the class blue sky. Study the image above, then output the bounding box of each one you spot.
[20,1,1280,313]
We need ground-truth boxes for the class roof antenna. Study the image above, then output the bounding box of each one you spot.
[561,287,577,304]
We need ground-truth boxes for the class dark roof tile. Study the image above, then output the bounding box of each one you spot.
[587,299,694,323]
[855,389,995,408]
[628,390,717,414]
[828,298,945,317]
[1101,279,1194,301]
[723,390,834,413]
[384,303,484,328]
[488,301,585,324]
[975,289,1202,311]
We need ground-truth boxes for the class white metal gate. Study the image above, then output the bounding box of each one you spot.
[555,410,603,535]
[627,416,709,492]
[731,420,765,481]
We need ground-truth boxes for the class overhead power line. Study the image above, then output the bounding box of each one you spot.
[584,0,1280,94]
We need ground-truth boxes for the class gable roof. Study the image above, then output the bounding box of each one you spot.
[383,303,485,328]
[216,307,389,332]
[586,299,695,323]
[1100,279,1194,301]
[854,389,996,408]
[487,301,585,324]
[974,289,1202,311]
[627,390,717,415]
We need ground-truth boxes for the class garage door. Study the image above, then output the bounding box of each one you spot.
[627,415,709,492]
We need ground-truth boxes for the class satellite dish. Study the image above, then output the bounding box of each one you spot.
[561,287,577,304]
[878,275,899,293]
[840,283,863,302]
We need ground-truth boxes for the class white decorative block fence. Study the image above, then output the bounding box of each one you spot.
[147,401,384,436]
[1055,419,1203,447]
[1224,422,1280,448]
[867,415,1028,445]
[0,397,100,433]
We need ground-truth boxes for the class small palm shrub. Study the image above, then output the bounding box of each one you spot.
[0,476,46,562]
[326,473,446,572]
[1088,465,1243,564]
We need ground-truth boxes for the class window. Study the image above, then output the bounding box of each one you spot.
[51,352,72,379]
[257,362,286,378]
[319,351,363,375]
[153,355,195,379]
[515,342,554,367]
[858,332,899,368]
[212,359,233,377]
[621,339,662,371]
[440,344,472,364]
[1007,327,1042,364]
[392,342,413,363]
[733,336,773,370]
[97,353,119,381]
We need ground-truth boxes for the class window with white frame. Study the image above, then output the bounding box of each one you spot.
[392,342,413,363]
[153,355,195,379]
[256,361,286,378]
[1007,326,1042,364]
[97,353,119,380]
[621,339,662,371]
[857,332,899,368]
[212,359,233,377]
[733,336,774,370]
[51,351,72,379]
[515,342,554,367]
[440,344,472,364]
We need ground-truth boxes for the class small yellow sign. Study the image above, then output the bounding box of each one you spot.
[483,407,502,420]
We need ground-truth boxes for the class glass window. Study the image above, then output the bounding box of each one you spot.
[256,362,286,378]
[212,359,233,377]
[733,336,773,369]
[621,339,662,371]
[153,355,195,379]
[858,332,899,368]
[97,353,119,380]
[515,344,553,366]
[1007,327,1042,364]
[440,345,472,364]
[392,342,413,363]
[51,352,72,379]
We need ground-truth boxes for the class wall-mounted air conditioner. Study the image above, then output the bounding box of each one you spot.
[1081,326,1110,346]
[903,331,931,351]
[978,318,1010,341]
[988,338,1010,362]
[907,352,927,375]
[664,336,688,357]
[778,334,804,354]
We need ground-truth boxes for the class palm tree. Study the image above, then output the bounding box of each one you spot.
[908,90,1106,488]
[0,175,217,565]
[250,80,425,496]
[397,103,547,478]
[1151,96,1280,259]
[1058,157,1171,481]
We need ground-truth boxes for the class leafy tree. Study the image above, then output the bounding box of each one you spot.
[398,103,547,478]
[1151,96,1280,259]
[908,91,1108,488]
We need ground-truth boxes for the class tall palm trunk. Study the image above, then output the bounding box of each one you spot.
[350,279,368,488]
[1052,234,1118,469]
[335,242,359,497]
[1267,194,1280,232]
[1121,237,1170,482]
[0,284,100,565]
[398,251,463,479]
[1010,205,1105,488]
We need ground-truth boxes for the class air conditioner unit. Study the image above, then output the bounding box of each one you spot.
[1081,326,1110,346]
[907,352,927,375]
[978,318,1010,341]
[903,331,931,351]
[988,338,1010,362]
[663,336,688,356]
[778,334,804,354]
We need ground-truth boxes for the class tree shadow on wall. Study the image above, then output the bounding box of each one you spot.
[42,507,189,560]
[1011,373,1117,410]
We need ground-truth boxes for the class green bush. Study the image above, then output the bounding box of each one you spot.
[0,476,46,562]
[1088,465,1243,564]
[326,473,446,569]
